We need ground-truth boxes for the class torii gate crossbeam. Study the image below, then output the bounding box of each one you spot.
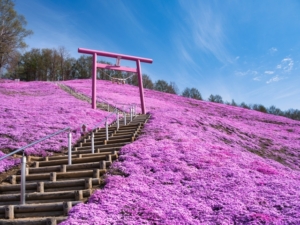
[78,48,153,114]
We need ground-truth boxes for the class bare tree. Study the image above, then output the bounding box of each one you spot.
[0,0,33,76]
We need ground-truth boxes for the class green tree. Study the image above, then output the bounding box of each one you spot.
[208,94,223,103]
[182,87,191,97]
[0,0,33,75]
[154,79,169,92]
[268,105,283,116]
[75,55,92,79]
[20,48,42,81]
[240,102,250,109]
[154,80,178,94]
[190,88,202,100]
[252,104,267,113]
[284,109,300,121]
[182,87,202,100]
[231,99,237,106]
[128,74,154,89]
[168,81,179,94]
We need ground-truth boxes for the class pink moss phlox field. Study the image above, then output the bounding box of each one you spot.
[60,79,300,224]
[0,80,112,173]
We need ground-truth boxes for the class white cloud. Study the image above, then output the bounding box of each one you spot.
[277,57,294,72]
[266,75,284,84]
[253,77,260,81]
[235,70,258,76]
[269,47,278,54]
[264,71,274,74]
[282,58,294,72]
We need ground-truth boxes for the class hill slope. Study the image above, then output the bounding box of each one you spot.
[0,80,111,172]
[59,79,300,224]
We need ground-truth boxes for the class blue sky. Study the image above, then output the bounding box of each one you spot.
[15,0,300,110]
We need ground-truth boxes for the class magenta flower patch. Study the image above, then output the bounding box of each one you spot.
[0,80,111,172]
[58,79,300,224]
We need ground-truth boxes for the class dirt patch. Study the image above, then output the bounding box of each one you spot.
[0,164,21,183]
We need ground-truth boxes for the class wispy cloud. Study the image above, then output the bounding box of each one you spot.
[235,70,258,76]
[178,1,232,64]
[269,47,278,55]
[253,77,261,81]
[266,75,284,84]
[264,71,274,74]
[282,57,294,72]
[113,1,145,34]
[276,57,294,72]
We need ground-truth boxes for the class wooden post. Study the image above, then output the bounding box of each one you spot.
[37,182,44,193]
[63,202,72,216]
[5,205,14,219]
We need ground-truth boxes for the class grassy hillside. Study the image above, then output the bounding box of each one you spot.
[0,79,111,172]
[60,79,300,224]
[1,79,299,224]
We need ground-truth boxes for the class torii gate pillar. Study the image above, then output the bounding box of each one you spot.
[78,48,153,114]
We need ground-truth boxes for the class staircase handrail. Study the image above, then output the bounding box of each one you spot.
[0,127,71,161]
[92,108,118,131]
[0,126,71,205]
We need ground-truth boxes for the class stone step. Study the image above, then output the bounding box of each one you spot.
[0,189,91,205]
[0,217,67,225]
[32,155,114,167]
[0,178,101,195]
[74,143,129,151]
[77,138,132,148]
[10,169,106,184]
[28,151,118,162]
[28,160,111,174]
[0,114,150,224]
[71,147,120,155]
[92,128,140,137]
[81,134,135,146]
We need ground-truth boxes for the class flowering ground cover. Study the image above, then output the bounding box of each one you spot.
[0,79,111,173]
[61,79,300,224]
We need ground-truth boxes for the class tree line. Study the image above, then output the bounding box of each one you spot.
[3,46,299,121]
[0,0,299,122]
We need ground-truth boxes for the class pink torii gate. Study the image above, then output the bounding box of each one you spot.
[78,48,153,114]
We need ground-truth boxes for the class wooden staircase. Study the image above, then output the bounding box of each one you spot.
[0,114,150,225]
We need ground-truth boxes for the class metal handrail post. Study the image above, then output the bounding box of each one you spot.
[117,112,119,130]
[105,120,109,140]
[130,106,133,122]
[0,127,70,162]
[68,132,72,165]
[124,112,126,125]
[107,103,110,112]
[91,132,95,154]
[20,153,26,204]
